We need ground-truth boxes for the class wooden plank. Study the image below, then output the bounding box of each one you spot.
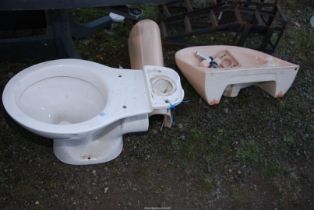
[209,10,218,27]
[255,10,265,26]
[234,7,245,24]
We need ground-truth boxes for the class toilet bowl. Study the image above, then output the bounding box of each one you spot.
[2,59,184,165]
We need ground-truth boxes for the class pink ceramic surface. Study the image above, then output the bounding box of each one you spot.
[128,19,164,69]
[175,45,299,105]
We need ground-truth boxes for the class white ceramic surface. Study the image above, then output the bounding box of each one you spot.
[2,59,184,165]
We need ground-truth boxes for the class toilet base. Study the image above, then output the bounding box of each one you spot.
[51,114,150,165]
[53,135,123,165]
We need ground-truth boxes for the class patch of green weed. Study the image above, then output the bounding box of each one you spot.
[236,139,259,163]
[200,178,217,193]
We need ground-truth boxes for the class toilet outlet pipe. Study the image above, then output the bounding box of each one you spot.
[128,19,164,69]
[122,114,149,134]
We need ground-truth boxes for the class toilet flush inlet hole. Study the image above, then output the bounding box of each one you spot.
[151,77,176,96]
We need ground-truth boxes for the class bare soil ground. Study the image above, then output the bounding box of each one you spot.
[0,1,313,209]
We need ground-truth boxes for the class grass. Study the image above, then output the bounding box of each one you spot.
[0,1,314,209]
[235,139,259,164]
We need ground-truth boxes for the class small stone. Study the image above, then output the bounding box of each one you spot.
[81,40,91,45]
[223,108,229,113]
[237,170,241,175]
[228,169,232,173]
[177,123,183,129]
[293,21,300,27]
[178,135,186,140]
[35,201,39,205]
[104,187,109,193]
[92,170,96,176]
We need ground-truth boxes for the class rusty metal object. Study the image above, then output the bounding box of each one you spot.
[159,0,287,53]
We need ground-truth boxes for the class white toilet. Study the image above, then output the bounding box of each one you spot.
[2,59,184,165]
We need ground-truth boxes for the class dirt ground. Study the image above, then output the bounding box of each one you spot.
[0,1,314,210]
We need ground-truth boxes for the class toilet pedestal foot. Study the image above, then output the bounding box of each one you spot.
[53,135,123,165]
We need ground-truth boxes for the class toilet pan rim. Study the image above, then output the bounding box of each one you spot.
[1,59,123,136]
